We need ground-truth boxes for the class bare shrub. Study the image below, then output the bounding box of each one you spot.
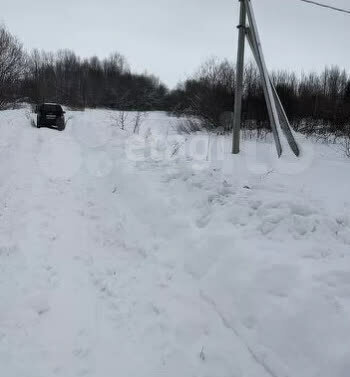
[242,128,271,142]
[113,111,129,130]
[341,126,350,158]
[132,111,147,134]
[112,110,147,133]
[343,137,350,158]
[25,109,36,128]
[175,117,202,134]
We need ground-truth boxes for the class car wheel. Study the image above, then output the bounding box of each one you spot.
[58,120,65,131]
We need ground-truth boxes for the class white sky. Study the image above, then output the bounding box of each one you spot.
[1,0,349,87]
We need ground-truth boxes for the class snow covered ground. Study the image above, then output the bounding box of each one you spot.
[1,107,350,377]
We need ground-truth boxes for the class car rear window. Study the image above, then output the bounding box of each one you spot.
[41,104,62,113]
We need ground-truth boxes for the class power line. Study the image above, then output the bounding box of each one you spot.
[298,0,350,15]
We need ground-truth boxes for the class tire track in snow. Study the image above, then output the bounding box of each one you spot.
[200,291,291,377]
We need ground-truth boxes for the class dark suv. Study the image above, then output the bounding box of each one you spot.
[36,103,66,131]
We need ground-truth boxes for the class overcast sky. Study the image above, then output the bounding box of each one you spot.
[1,0,349,87]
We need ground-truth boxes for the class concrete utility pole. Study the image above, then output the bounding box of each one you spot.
[232,0,246,154]
[232,0,300,157]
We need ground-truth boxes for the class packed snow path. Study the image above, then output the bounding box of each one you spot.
[1,108,350,377]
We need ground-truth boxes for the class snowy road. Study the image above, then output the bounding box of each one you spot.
[1,108,350,377]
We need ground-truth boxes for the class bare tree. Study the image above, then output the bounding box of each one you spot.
[0,25,25,109]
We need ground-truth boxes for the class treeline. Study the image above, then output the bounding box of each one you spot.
[21,50,168,110]
[1,25,350,135]
[168,58,350,135]
[0,25,167,111]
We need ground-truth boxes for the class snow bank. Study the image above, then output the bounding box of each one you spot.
[0,108,349,377]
